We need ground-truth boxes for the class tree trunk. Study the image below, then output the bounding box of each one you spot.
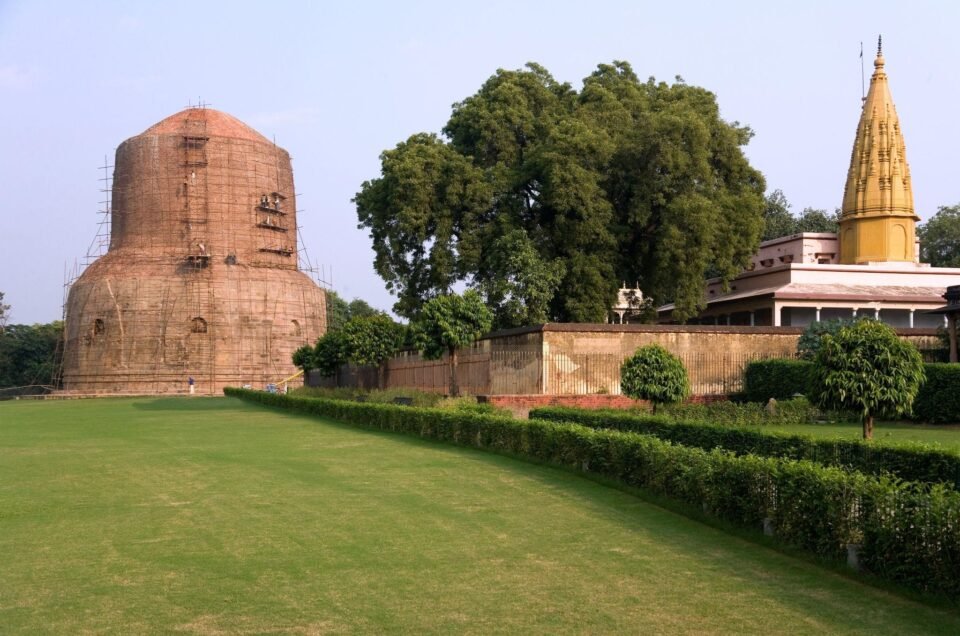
[449,346,459,397]
[862,414,874,440]
[651,402,658,415]
[377,362,386,391]
[949,314,958,363]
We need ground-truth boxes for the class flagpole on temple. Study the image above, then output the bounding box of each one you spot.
[860,41,867,104]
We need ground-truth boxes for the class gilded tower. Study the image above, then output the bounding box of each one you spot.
[839,37,919,264]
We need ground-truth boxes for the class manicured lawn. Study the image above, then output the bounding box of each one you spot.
[775,420,960,449]
[1,398,958,634]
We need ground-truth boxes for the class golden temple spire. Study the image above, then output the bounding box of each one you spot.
[839,36,918,264]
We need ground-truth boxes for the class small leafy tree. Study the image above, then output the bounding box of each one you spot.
[313,330,349,385]
[341,315,405,389]
[411,290,493,396]
[797,318,858,360]
[291,345,314,371]
[809,320,925,439]
[620,344,690,413]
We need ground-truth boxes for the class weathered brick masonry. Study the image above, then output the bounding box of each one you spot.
[62,108,326,395]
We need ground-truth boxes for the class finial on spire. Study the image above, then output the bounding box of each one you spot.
[874,34,885,70]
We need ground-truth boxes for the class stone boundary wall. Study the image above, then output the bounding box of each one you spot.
[308,324,943,398]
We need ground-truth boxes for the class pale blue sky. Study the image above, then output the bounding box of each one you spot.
[2,1,959,324]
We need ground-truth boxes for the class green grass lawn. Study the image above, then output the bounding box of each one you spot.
[2,398,958,634]
[773,420,960,449]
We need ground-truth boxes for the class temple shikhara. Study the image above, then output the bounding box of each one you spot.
[660,39,960,327]
[61,108,327,394]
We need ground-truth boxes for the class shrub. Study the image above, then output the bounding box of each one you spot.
[913,364,960,424]
[810,320,925,439]
[743,359,813,402]
[658,397,819,426]
[745,360,960,425]
[435,396,512,418]
[528,406,960,490]
[290,386,445,407]
[620,344,689,413]
[226,387,960,600]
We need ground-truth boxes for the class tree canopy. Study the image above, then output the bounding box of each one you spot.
[341,315,405,368]
[312,330,350,382]
[0,321,62,394]
[760,190,840,241]
[919,204,960,268]
[809,320,925,439]
[341,314,405,389]
[356,61,767,323]
[796,318,858,361]
[291,345,314,371]
[324,290,384,333]
[620,344,690,413]
[411,290,493,395]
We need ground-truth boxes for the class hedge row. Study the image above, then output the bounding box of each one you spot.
[226,387,960,599]
[744,361,960,424]
[743,359,813,402]
[914,364,960,424]
[529,406,960,489]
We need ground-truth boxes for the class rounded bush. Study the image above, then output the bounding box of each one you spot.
[620,344,690,411]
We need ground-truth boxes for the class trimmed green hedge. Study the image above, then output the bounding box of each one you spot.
[743,359,813,402]
[913,364,960,424]
[529,406,960,489]
[744,360,960,425]
[226,388,960,600]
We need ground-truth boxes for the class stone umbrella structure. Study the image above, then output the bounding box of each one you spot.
[62,107,327,394]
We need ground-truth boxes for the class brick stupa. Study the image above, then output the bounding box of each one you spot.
[62,107,326,394]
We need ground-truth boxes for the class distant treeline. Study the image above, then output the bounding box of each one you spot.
[0,321,62,397]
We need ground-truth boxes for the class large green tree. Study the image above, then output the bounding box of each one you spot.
[794,207,841,234]
[761,190,840,241]
[761,190,796,241]
[919,204,960,267]
[356,61,766,323]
